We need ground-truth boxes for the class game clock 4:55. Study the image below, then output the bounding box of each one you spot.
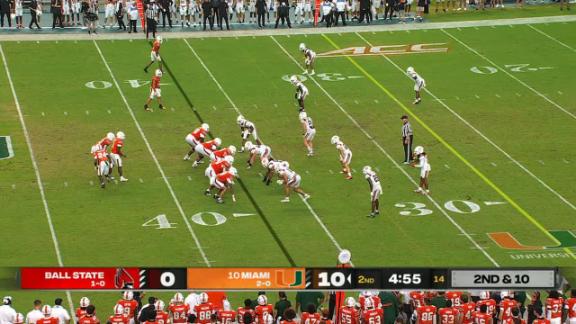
[382,269,449,289]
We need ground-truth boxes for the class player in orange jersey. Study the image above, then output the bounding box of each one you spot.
[476,292,496,317]
[92,132,115,153]
[144,36,163,73]
[109,131,128,182]
[445,292,462,307]
[213,167,238,204]
[108,304,130,324]
[415,304,436,324]
[362,298,383,324]
[532,319,550,324]
[154,301,169,324]
[438,301,459,324]
[280,309,298,324]
[169,293,190,324]
[566,289,576,324]
[458,295,476,324]
[184,123,210,160]
[545,291,564,324]
[254,295,274,324]
[359,292,381,311]
[473,304,492,324]
[193,293,214,324]
[237,299,255,324]
[499,292,518,324]
[321,308,333,324]
[193,138,222,167]
[301,304,321,324]
[218,302,236,324]
[340,297,360,324]
[410,292,426,309]
[79,305,101,324]
[77,297,91,320]
[36,306,59,324]
[144,69,165,112]
[204,155,234,195]
[213,145,237,160]
[117,291,138,322]
[94,148,111,188]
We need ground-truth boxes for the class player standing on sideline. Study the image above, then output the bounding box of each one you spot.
[144,69,165,112]
[458,296,476,324]
[277,162,311,203]
[438,301,460,324]
[406,67,426,105]
[117,292,138,324]
[184,123,210,160]
[339,298,359,324]
[498,292,517,324]
[362,166,381,218]
[193,293,214,324]
[290,75,309,112]
[476,292,496,318]
[299,112,316,156]
[414,304,437,324]
[108,304,130,324]
[154,301,169,324]
[445,292,462,307]
[237,115,261,152]
[193,138,222,167]
[362,298,383,324]
[237,299,255,324]
[94,147,111,188]
[78,306,100,324]
[566,290,576,324]
[169,293,190,324]
[25,300,43,324]
[411,146,430,195]
[109,131,128,182]
[545,291,564,324]
[36,306,58,324]
[299,43,316,75]
[255,295,274,324]
[474,305,492,324]
[331,136,353,180]
[219,303,236,324]
[144,36,163,73]
[76,298,91,319]
[301,304,321,324]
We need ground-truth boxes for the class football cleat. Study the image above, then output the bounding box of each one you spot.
[413,98,421,105]
[303,194,310,200]
[199,292,209,303]
[116,131,125,140]
[42,305,52,316]
[330,135,340,145]
[107,132,116,142]
[201,123,210,131]
[155,69,163,77]
[123,291,134,301]
[228,145,236,155]
[281,197,290,203]
[120,177,128,182]
[155,300,165,311]
[309,70,315,76]
[184,155,190,161]
[114,304,124,315]
[80,297,90,308]
[299,43,306,52]
[414,146,424,155]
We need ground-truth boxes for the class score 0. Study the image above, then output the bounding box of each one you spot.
[315,269,352,289]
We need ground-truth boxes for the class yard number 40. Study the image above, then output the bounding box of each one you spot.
[470,64,553,74]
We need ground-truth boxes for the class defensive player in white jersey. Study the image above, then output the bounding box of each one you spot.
[331,135,353,180]
[237,115,261,152]
[299,43,317,75]
[276,161,311,203]
[245,141,272,169]
[411,146,431,194]
[406,66,426,105]
[263,159,284,186]
[363,166,382,218]
[290,75,309,112]
[299,112,316,156]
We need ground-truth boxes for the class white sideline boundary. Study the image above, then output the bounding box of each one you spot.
[0,15,575,41]
[441,28,576,121]
[0,44,76,319]
[92,39,212,267]
[183,38,349,257]
[354,32,576,212]
[270,35,500,267]
[527,24,576,53]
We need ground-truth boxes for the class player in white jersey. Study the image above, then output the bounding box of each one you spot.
[406,66,426,105]
[276,162,311,203]
[294,0,305,23]
[247,0,256,22]
[290,75,309,112]
[303,0,312,22]
[331,135,353,180]
[299,43,317,75]
[262,159,284,185]
[179,0,189,26]
[299,112,316,156]
[362,166,382,218]
[236,0,246,22]
[71,0,81,25]
[237,115,261,152]
[189,0,198,25]
[411,146,431,194]
[245,141,272,169]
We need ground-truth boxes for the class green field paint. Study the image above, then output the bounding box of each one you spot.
[0,136,14,160]
[489,231,576,250]
[548,231,576,249]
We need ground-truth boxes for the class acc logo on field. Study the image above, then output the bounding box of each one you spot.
[0,136,14,160]
[316,43,449,58]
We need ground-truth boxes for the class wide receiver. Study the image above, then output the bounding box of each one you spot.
[299,112,315,156]
[237,115,261,152]
[109,131,128,182]
[144,69,165,112]
[411,146,431,195]
[331,135,353,180]
[184,123,210,161]
[290,75,309,112]
[144,36,163,73]
[362,166,381,218]
[406,66,426,105]
[299,43,316,75]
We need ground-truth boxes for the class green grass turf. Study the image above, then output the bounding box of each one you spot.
[0,19,575,313]
[424,4,576,22]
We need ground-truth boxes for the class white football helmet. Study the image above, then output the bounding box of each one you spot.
[414,146,424,155]
[116,131,125,140]
[362,166,372,175]
[237,115,245,125]
[14,313,24,324]
[361,291,373,297]
[224,155,234,164]
[500,291,510,299]
[244,141,254,152]
[264,313,274,324]
[299,111,308,121]
[331,135,340,145]
[155,69,163,77]
[280,161,290,170]
[406,66,415,74]
[114,304,125,315]
[156,35,163,44]
[214,138,222,147]
[338,249,351,264]
[42,305,52,316]
[107,132,115,141]
[223,299,231,312]
[228,145,237,155]
[155,300,165,311]
[229,167,238,176]
[199,292,209,303]
[290,75,299,85]
[299,43,306,52]
[345,297,356,308]
[173,292,184,303]
[364,297,374,310]
[123,291,134,301]
[201,123,210,131]
[80,297,90,308]
[479,291,490,300]
[257,294,268,306]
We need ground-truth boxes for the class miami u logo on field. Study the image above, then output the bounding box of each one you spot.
[0,136,14,160]
[489,230,576,250]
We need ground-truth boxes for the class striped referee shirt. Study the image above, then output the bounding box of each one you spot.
[146,3,158,19]
[402,122,413,138]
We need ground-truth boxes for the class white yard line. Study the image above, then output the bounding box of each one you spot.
[441,28,576,121]
[0,44,76,319]
[354,32,576,212]
[271,35,500,267]
[183,38,350,256]
[528,24,576,54]
[93,40,211,267]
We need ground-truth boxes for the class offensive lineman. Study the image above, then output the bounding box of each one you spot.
[331,135,353,180]
[237,115,261,152]
[144,69,165,112]
[362,166,381,218]
[411,146,430,195]
[205,155,234,196]
[184,123,210,160]
[144,36,163,73]
[110,131,128,182]
[299,43,316,75]
[299,112,315,156]
[406,66,426,105]
[290,75,309,112]
[94,147,111,188]
[193,138,222,167]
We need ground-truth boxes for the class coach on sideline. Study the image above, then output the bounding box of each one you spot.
[401,115,413,164]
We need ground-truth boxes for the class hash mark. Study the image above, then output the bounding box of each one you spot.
[444,164,450,169]
[490,162,498,167]
[107,110,112,114]
[258,172,264,177]
[64,111,68,116]
[354,100,359,105]
[455,96,460,100]
[374,167,380,172]
[273,103,278,108]
[212,105,217,110]
[253,104,258,108]
[188,176,192,181]
[328,169,334,174]
[11,184,16,189]
[474,94,480,99]
[89,181,94,186]
[374,99,379,103]
[64,182,68,187]
[41,112,45,116]
[85,110,90,115]
[538,160,545,165]
[563,159,570,164]
[171,107,175,112]
[515,93,521,97]
[138,178,144,183]
[352,168,357,173]
[558,90,563,95]
[495,94,501,98]
[305,170,310,174]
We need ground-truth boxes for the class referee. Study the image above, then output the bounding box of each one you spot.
[401,115,413,164]
[146,0,159,40]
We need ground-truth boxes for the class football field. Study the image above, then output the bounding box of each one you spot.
[0,18,575,309]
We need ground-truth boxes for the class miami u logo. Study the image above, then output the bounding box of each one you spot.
[0,136,14,160]
[276,269,304,287]
[489,230,576,250]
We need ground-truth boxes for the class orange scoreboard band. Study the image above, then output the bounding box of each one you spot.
[186,268,306,290]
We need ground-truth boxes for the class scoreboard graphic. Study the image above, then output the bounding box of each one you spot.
[19,267,559,290]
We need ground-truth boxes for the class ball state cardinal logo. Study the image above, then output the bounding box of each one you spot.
[114,267,135,289]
